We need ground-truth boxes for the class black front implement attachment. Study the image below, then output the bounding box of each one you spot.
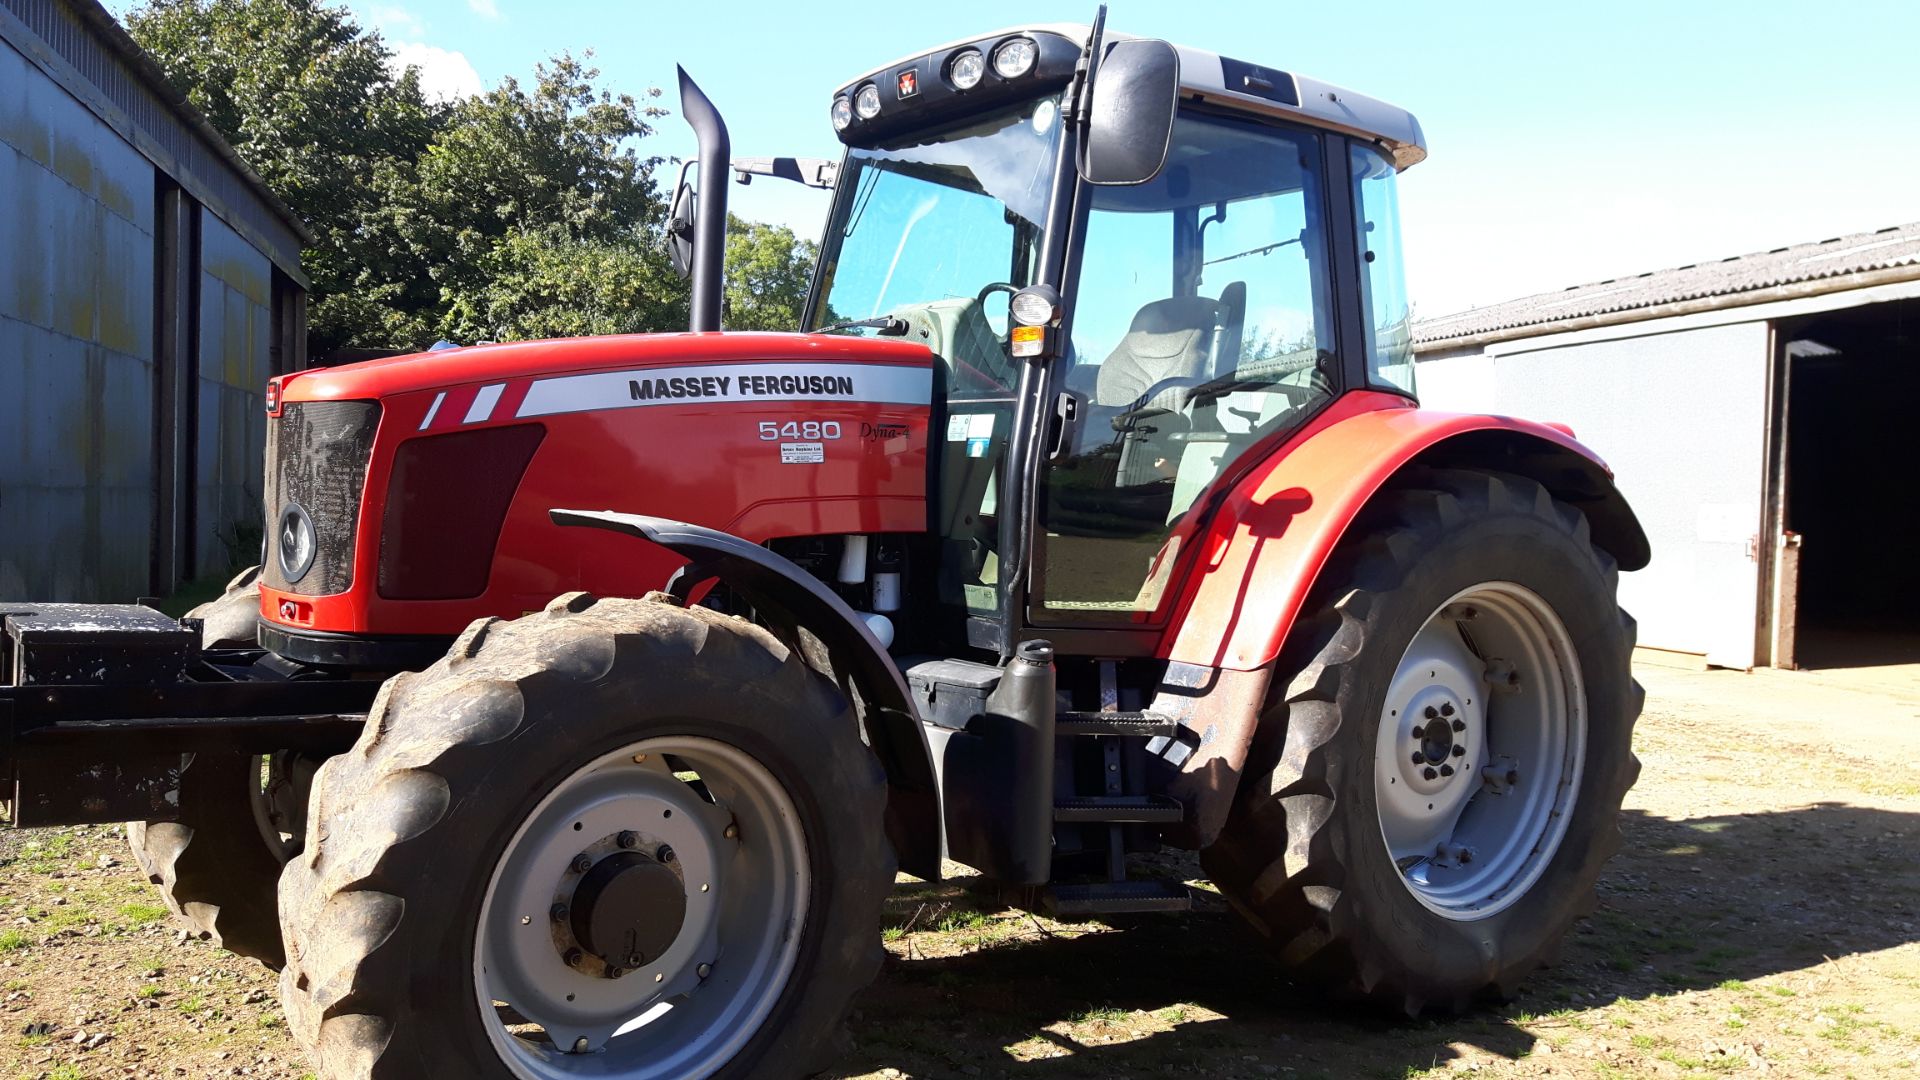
[1,603,376,828]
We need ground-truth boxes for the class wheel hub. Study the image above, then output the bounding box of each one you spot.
[569,849,687,971]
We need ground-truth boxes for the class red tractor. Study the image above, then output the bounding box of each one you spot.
[1,16,1648,1079]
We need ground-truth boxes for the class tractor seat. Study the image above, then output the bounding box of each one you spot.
[1094,295,1222,408]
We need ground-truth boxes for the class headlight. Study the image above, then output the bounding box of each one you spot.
[831,96,853,131]
[949,48,985,90]
[1010,284,1062,327]
[992,37,1038,79]
[854,83,882,120]
[278,504,316,584]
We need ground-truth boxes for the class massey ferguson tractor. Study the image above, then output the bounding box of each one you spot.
[0,15,1648,1079]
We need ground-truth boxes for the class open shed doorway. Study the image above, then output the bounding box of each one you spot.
[1772,297,1920,669]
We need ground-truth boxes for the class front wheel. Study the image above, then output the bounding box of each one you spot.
[1201,468,1643,1013]
[277,592,893,1079]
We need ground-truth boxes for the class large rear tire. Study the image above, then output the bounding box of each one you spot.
[1201,468,1642,1013]
[126,565,289,967]
[277,592,893,1079]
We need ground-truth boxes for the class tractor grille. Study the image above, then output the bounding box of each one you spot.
[263,401,381,596]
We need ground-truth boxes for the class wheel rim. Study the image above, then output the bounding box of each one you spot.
[475,736,811,1079]
[1373,582,1586,921]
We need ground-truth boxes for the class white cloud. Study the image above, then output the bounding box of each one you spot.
[387,41,484,102]
[467,0,501,20]
[365,4,427,39]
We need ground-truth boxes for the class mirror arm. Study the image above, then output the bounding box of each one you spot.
[732,157,839,189]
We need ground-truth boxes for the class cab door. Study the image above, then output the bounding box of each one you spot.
[1031,109,1341,627]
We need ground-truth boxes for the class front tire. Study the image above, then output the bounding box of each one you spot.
[1201,468,1643,1012]
[277,592,893,1079]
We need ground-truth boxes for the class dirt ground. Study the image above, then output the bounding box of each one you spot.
[3,658,1917,1079]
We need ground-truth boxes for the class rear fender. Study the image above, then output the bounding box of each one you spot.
[550,510,942,880]
[1156,395,1649,846]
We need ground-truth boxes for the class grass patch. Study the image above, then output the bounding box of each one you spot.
[1070,1003,1131,1024]
[117,902,169,926]
[136,984,165,1000]
[0,929,30,951]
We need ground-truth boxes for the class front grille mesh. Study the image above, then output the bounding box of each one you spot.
[263,401,381,596]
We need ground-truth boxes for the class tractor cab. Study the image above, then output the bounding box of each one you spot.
[808,24,1424,654]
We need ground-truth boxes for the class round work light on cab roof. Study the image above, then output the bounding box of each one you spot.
[854,83,882,120]
[830,96,853,131]
[992,36,1038,79]
[949,48,985,90]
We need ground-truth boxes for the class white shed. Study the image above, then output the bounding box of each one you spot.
[1413,223,1920,671]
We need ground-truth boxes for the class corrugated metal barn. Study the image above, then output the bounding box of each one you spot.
[0,0,307,602]
[1414,222,1920,670]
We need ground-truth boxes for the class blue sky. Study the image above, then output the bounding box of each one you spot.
[344,1,1915,316]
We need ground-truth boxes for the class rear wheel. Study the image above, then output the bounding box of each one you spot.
[127,565,290,966]
[1201,468,1642,1012]
[277,593,893,1079]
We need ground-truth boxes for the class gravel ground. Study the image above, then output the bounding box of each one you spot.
[3,658,1916,1079]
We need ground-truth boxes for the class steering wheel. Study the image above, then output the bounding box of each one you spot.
[1111,376,1209,432]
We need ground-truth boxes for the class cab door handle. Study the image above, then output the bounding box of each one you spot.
[1046,392,1079,461]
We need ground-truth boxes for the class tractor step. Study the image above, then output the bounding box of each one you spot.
[1045,879,1192,916]
[1056,710,1178,737]
[1052,794,1184,824]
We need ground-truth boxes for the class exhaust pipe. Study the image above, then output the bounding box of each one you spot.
[677,67,730,333]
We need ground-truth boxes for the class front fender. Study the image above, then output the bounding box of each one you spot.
[1161,393,1649,672]
[549,510,942,880]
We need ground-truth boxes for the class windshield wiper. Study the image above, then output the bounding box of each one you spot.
[812,316,910,336]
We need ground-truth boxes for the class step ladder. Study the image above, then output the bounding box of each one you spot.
[1042,664,1194,917]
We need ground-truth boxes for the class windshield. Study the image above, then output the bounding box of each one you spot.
[811,96,1062,364]
[811,96,1063,621]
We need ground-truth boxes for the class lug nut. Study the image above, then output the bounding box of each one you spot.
[656,845,675,863]
[1440,765,1455,777]
[1452,745,1466,757]
[1452,719,1466,733]
[627,953,644,967]
[1423,706,1439,720]
[616,831,639,849]
[1440,703,1454,717]
[571,854,593,874]
[549,903,568,922]
[1423,767,1438,780]
[564,948,584,968]
[697,962,712,979]
[1411,752,1424,765]
[1410,724,1426,739]
[605,965,624,979]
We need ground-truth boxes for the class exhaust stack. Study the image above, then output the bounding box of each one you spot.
[676,67,730,332]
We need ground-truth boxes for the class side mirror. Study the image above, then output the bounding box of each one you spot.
[666,160,697,280]
[1080,39,1180,186]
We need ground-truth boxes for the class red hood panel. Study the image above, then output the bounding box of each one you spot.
[282,331,935,403]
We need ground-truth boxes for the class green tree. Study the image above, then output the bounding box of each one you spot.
[125,0,440,351]
[127,2,820,349]
[723,216,815,331]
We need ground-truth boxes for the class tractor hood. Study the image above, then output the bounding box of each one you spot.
[258,330,936,656]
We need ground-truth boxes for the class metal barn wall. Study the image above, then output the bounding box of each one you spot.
[195,214,270,578]
[1415,322,1772,659]
[0,32,157,601]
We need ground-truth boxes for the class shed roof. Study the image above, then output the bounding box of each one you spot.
[1413,221,1920,352]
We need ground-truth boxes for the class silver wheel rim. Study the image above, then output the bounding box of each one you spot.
[475,736,810,1079]
[1373,582,1586,921]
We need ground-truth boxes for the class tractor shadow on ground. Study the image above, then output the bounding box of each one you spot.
[838,802,1920,1079]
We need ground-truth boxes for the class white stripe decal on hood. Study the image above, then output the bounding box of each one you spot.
[515,362,931,420]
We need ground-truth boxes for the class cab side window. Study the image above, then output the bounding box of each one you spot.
[1350,144,1415,395]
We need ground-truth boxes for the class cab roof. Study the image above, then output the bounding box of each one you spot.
[834,24,1427,169]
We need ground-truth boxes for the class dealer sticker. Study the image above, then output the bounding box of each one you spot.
[781,441,825,464]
